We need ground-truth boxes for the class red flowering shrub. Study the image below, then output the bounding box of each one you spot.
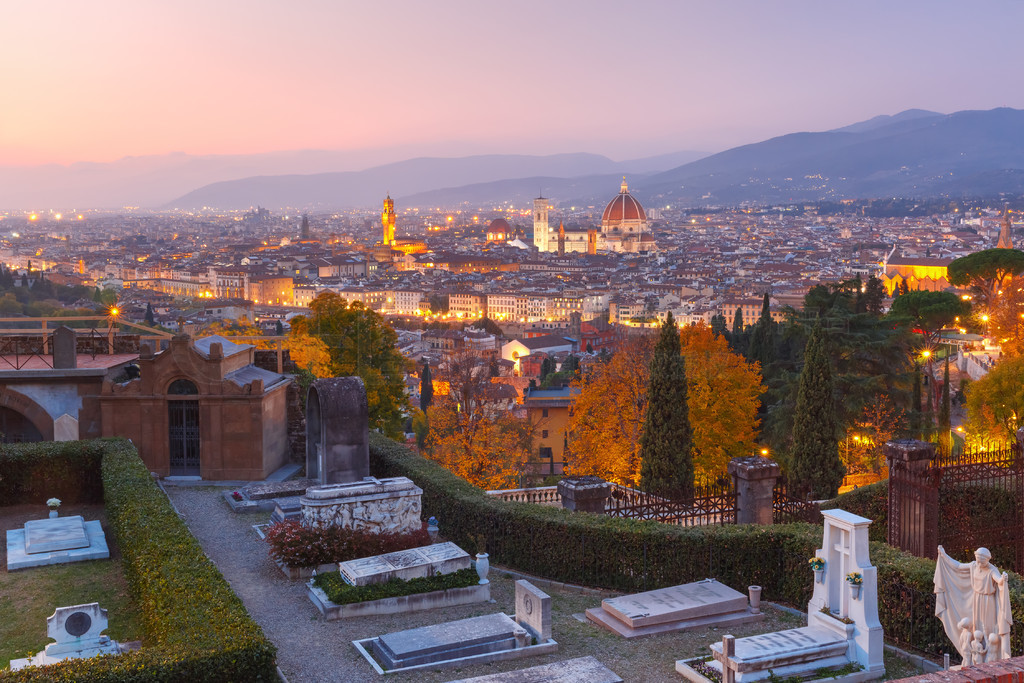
[264,520,432,568]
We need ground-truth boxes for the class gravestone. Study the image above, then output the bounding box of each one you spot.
[301,476,422,533]
[515,580,552,642]
[52,326,77,369]
[587,578,762,638]
[305,377,370,485]
[53,413,80,442]
[9,603,123,670]
[372,613,522,670]
[6,515,109,571]
[339,542,470,586]
[447,655,623,683]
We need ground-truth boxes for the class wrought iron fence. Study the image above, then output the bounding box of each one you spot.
[604,481,736,526]
[772,476,820,524]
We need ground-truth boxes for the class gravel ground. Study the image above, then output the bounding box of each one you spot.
[163,485,928,683]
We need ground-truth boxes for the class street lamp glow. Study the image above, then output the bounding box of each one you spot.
[921,349,931,359]
[108,306,120,317]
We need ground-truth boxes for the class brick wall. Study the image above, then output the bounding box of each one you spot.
[893,657,1024,683]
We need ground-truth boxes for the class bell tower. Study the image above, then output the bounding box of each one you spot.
[533,195,550,252]
[382,194,396,246]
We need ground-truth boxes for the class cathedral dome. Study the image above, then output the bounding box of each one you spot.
[601,178,646,225]
[488,218,511,232]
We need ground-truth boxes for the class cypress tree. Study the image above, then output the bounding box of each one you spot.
[275,320,284,335]
[911,364,922,437]
[939,356,951,451]
[639,312,694,497]
[419,362,433,412]
[710,313,727,337]
[790,322,844,499]
[145,303,155,325]
[748,292,774,370]
[731,307,744,337]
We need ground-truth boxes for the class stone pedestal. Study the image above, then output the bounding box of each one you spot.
[728,457,780,525]
[885,439,937,557]
[300,476,422,533]
[557,476,610,513]
[884,439,936,473]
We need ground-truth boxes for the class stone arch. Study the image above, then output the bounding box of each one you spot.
[0,387,54,441]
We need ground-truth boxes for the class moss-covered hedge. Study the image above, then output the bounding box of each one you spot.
[313,567,479,605]
[0,440,104,506]
[370,433,1024,658]
[0,439,277,682]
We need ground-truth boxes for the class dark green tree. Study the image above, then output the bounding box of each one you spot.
[863,276,886,315]
[473,317,503,336]
[710,313,727,337]
[790,322,845,498]
[731,307,744,337]
[540,356,554,380]
[887,290,970,343]
[420,362,433,412]
[145,303,155,325]
[947,248,1024,312]
[585,341,594,354]
[275,319,284,335]
[748,293,774,370]
[639,313,694,496]
[938,356,951,451]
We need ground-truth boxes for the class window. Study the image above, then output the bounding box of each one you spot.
[542,430,548,439]
[168,379,198,395]
[539,446,553,459]
[542,408,549,418]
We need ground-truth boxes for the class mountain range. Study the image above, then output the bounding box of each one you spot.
[5,107,1024,211]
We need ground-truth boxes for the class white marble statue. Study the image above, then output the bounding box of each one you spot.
[933,546,1012,662]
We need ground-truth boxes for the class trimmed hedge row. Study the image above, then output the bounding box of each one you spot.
[368,433,1024,658]
[821,481,888,542]
[313,567,479,605]
[0,440,104,506]
[0,439,277,682]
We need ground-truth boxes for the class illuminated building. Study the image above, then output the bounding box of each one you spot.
[600,177,657,253]
[382,194,396,246]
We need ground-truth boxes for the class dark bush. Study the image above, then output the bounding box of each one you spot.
[821,480,888,542]
[0,441,104,506]
[264,519,431,568]
[313,567,479,605]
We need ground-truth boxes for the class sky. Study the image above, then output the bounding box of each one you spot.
[3,1,1024,168]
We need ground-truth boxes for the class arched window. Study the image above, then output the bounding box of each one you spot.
[167,379,198,395]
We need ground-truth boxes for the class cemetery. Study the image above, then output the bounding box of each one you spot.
[1,376,1023,680]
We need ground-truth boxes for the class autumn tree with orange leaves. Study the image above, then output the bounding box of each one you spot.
[567,323,763,485]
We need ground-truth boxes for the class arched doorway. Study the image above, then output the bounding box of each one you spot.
[168,379,200,476]
[0,406,44,443]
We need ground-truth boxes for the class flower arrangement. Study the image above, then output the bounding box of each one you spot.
[846,572,863,585]
[46,498,62,510]
[231,491,244,502]
[809,556,825,571]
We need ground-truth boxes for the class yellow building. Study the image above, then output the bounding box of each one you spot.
[881,256,952,295]
[522,386,577,477]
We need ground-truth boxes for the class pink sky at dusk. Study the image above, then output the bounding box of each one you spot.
[3,0,1023,168]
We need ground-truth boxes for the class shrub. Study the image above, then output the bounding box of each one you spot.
[313,567,479,605]
[0,441,104,506]
[0,439,277,682]
[821,480,888,542]
[264,520,431,568]
[368,432,1024,658]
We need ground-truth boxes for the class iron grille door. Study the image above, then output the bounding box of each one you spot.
[168,400,200,476]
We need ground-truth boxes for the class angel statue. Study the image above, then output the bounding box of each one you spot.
[933,546,1012,662]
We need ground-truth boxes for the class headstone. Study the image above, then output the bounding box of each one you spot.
[588,578,762,639]
[52,326,77,369]
[9,603,123,670]
[301,476,422,533]
[305,377,370,484]
[515,580,552,641]
[6,517,109,571]
[338,542,469,586]
[446,655,623,683]
[24,516,90,554]
[53,413,80,442]
[710,627,849,680]
[372,613,520,669]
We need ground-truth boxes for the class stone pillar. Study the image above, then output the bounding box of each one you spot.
[884,439,935,473]
[728,456,780,525]
[557,475,611,513]
[52,326,76,369]
[884,439,937,558]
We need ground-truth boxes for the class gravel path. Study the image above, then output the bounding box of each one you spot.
[163,485,924,683]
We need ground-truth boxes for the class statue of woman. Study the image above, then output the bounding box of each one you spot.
[934,546,1012,662]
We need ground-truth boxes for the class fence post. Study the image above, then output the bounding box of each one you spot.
[557,475,611,513]
[728,456,780,525]
[885,439,937,558]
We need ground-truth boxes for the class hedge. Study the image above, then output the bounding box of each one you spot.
[369,433,1024,659]
[821,481,888,542]
[0,440,104,506]
[313,567,479,605]
[0,439,277,682]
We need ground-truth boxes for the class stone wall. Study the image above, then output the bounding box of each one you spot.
[0,334,141,355]
[892,656,1024,683]
[286,379,305,464]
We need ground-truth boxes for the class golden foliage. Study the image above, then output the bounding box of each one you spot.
[965,354,1024,443]
[285,331,332,377]
[567,324,764,485]
[198,317,275,349]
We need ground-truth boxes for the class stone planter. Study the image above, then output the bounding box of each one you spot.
[748,585,762,614]
[274,557,338,580]
[476,553,490,584]
[849,582,862,600]
[307,581,490,621]
[48,510,59,519]
[814,568,824,584]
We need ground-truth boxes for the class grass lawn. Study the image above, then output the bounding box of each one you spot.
[0,503,144,670]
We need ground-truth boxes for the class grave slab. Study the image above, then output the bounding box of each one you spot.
[586,579,763,639]
[24,516,90,554]
[373,613,520,669]
[446,655,623,683]
[9,603,125,671]
[243,478,316,500]
[270,496,302,524]
[6,520,109,571]
[710,627,849,676]
[339,542,469,586]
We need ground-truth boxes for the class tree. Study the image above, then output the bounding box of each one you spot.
[965,355,1024,443]
[731,307,744,337]
[540,356,554,380]
[863,276,886,315]
[948,249,1024,314]
[420,362,434,412]
[144,302,155,325]
[275,320,284,336]
[198,316,272,348]
[710,313,727,337]
[748,293,774,370]
[289,292,409,437]
[790,322,844,498]
[639,313,694,496]
[679,323,764,481]
[938,357,952,451]
[473,317,503,336]
[566,335,654,485]
[847,395,904,475]
[887,290,970,342]
[987,280,1024,356]
[424,349,533,489]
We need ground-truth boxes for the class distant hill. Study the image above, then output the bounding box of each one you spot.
[641,107,1024,205]
[830,108,941,134]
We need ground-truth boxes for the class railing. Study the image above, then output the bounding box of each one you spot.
[773,477,820,524]
[485,486,561,506]
[604,481,736,527]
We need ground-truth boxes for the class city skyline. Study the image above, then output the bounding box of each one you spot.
[4,1,1024,168]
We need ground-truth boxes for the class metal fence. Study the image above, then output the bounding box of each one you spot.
[604,481,737,527]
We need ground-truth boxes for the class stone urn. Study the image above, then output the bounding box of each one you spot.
[475,553,490,585]
[748,585,762,614]
[48,510,58,519]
